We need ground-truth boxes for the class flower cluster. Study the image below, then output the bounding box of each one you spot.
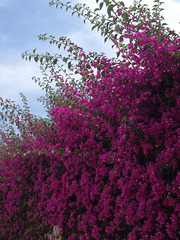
[0,2,180,240]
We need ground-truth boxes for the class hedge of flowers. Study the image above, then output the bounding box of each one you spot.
[0,0,180,239]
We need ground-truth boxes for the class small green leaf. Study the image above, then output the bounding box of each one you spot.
[113,17,117,24]
[104,0,109,6]
[134,40,139,49]
[92,24,98,31]
[104,36,108,42]
[40,57,44,64]
[168,30,176,36]
[136,23,143,30]
[69,47,73,53]
[94,8,100,11]
[116,51,120,58]
[131,6,137,11]
[34,56,38,62]
[119,1,125,7]
[53,59,58,65]
[177,50,180,58]
[99,2,103,9]
[86,63,91,69]
[158,35,163,44]
[107,4,114,16]
[68,61,72,69]
[63,57,67,63]
[122,12,129,22]
[150,19,156,23]
[146,30,151,38]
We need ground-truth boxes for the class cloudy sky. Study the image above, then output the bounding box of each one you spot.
[0,0,179,117]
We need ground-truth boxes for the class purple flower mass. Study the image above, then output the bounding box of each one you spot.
[0,0,180,239]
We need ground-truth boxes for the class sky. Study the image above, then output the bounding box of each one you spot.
[0,0,179,118]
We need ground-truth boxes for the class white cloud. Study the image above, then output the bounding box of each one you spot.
[68,28,117,58]
[163,0,180,33]
[0,56,47,116]
[0,59,41,101]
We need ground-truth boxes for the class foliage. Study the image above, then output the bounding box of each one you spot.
[0,0,180,239]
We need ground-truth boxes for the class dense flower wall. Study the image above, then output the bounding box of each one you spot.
[0,1,180,239]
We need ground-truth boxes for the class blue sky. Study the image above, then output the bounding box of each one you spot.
[0,0,180,118]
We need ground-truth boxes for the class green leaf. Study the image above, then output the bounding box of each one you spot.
[53,59,58,65]
[136,23,143,30]
[134,40,139,49]
[63,57,67,63]
[104,0,109,6]
[177,50,180,58]
[86,63,91,69]
[122,12,129,22]
[146,30,151,38]
[34,56,38,62]
[116,51,120,58]
[158,35,163,44]
[113,17,117,24]
[40,57,44,64]
[92,24,98,31]
[99,2,103,9]
[107,4,114,16]
[94,8,100,11]
[104,36,108,42]
[114,34,118,40]
[69,47,73,53]
[119,1,125,7]
[131,6,137,11]
[168,30,176,36]
[68,62,72,69]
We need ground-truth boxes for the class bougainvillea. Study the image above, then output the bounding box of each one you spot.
[0,0,180,239]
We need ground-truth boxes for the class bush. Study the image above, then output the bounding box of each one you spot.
[0,0,180,239]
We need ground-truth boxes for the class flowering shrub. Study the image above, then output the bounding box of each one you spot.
[0,0,180,239]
